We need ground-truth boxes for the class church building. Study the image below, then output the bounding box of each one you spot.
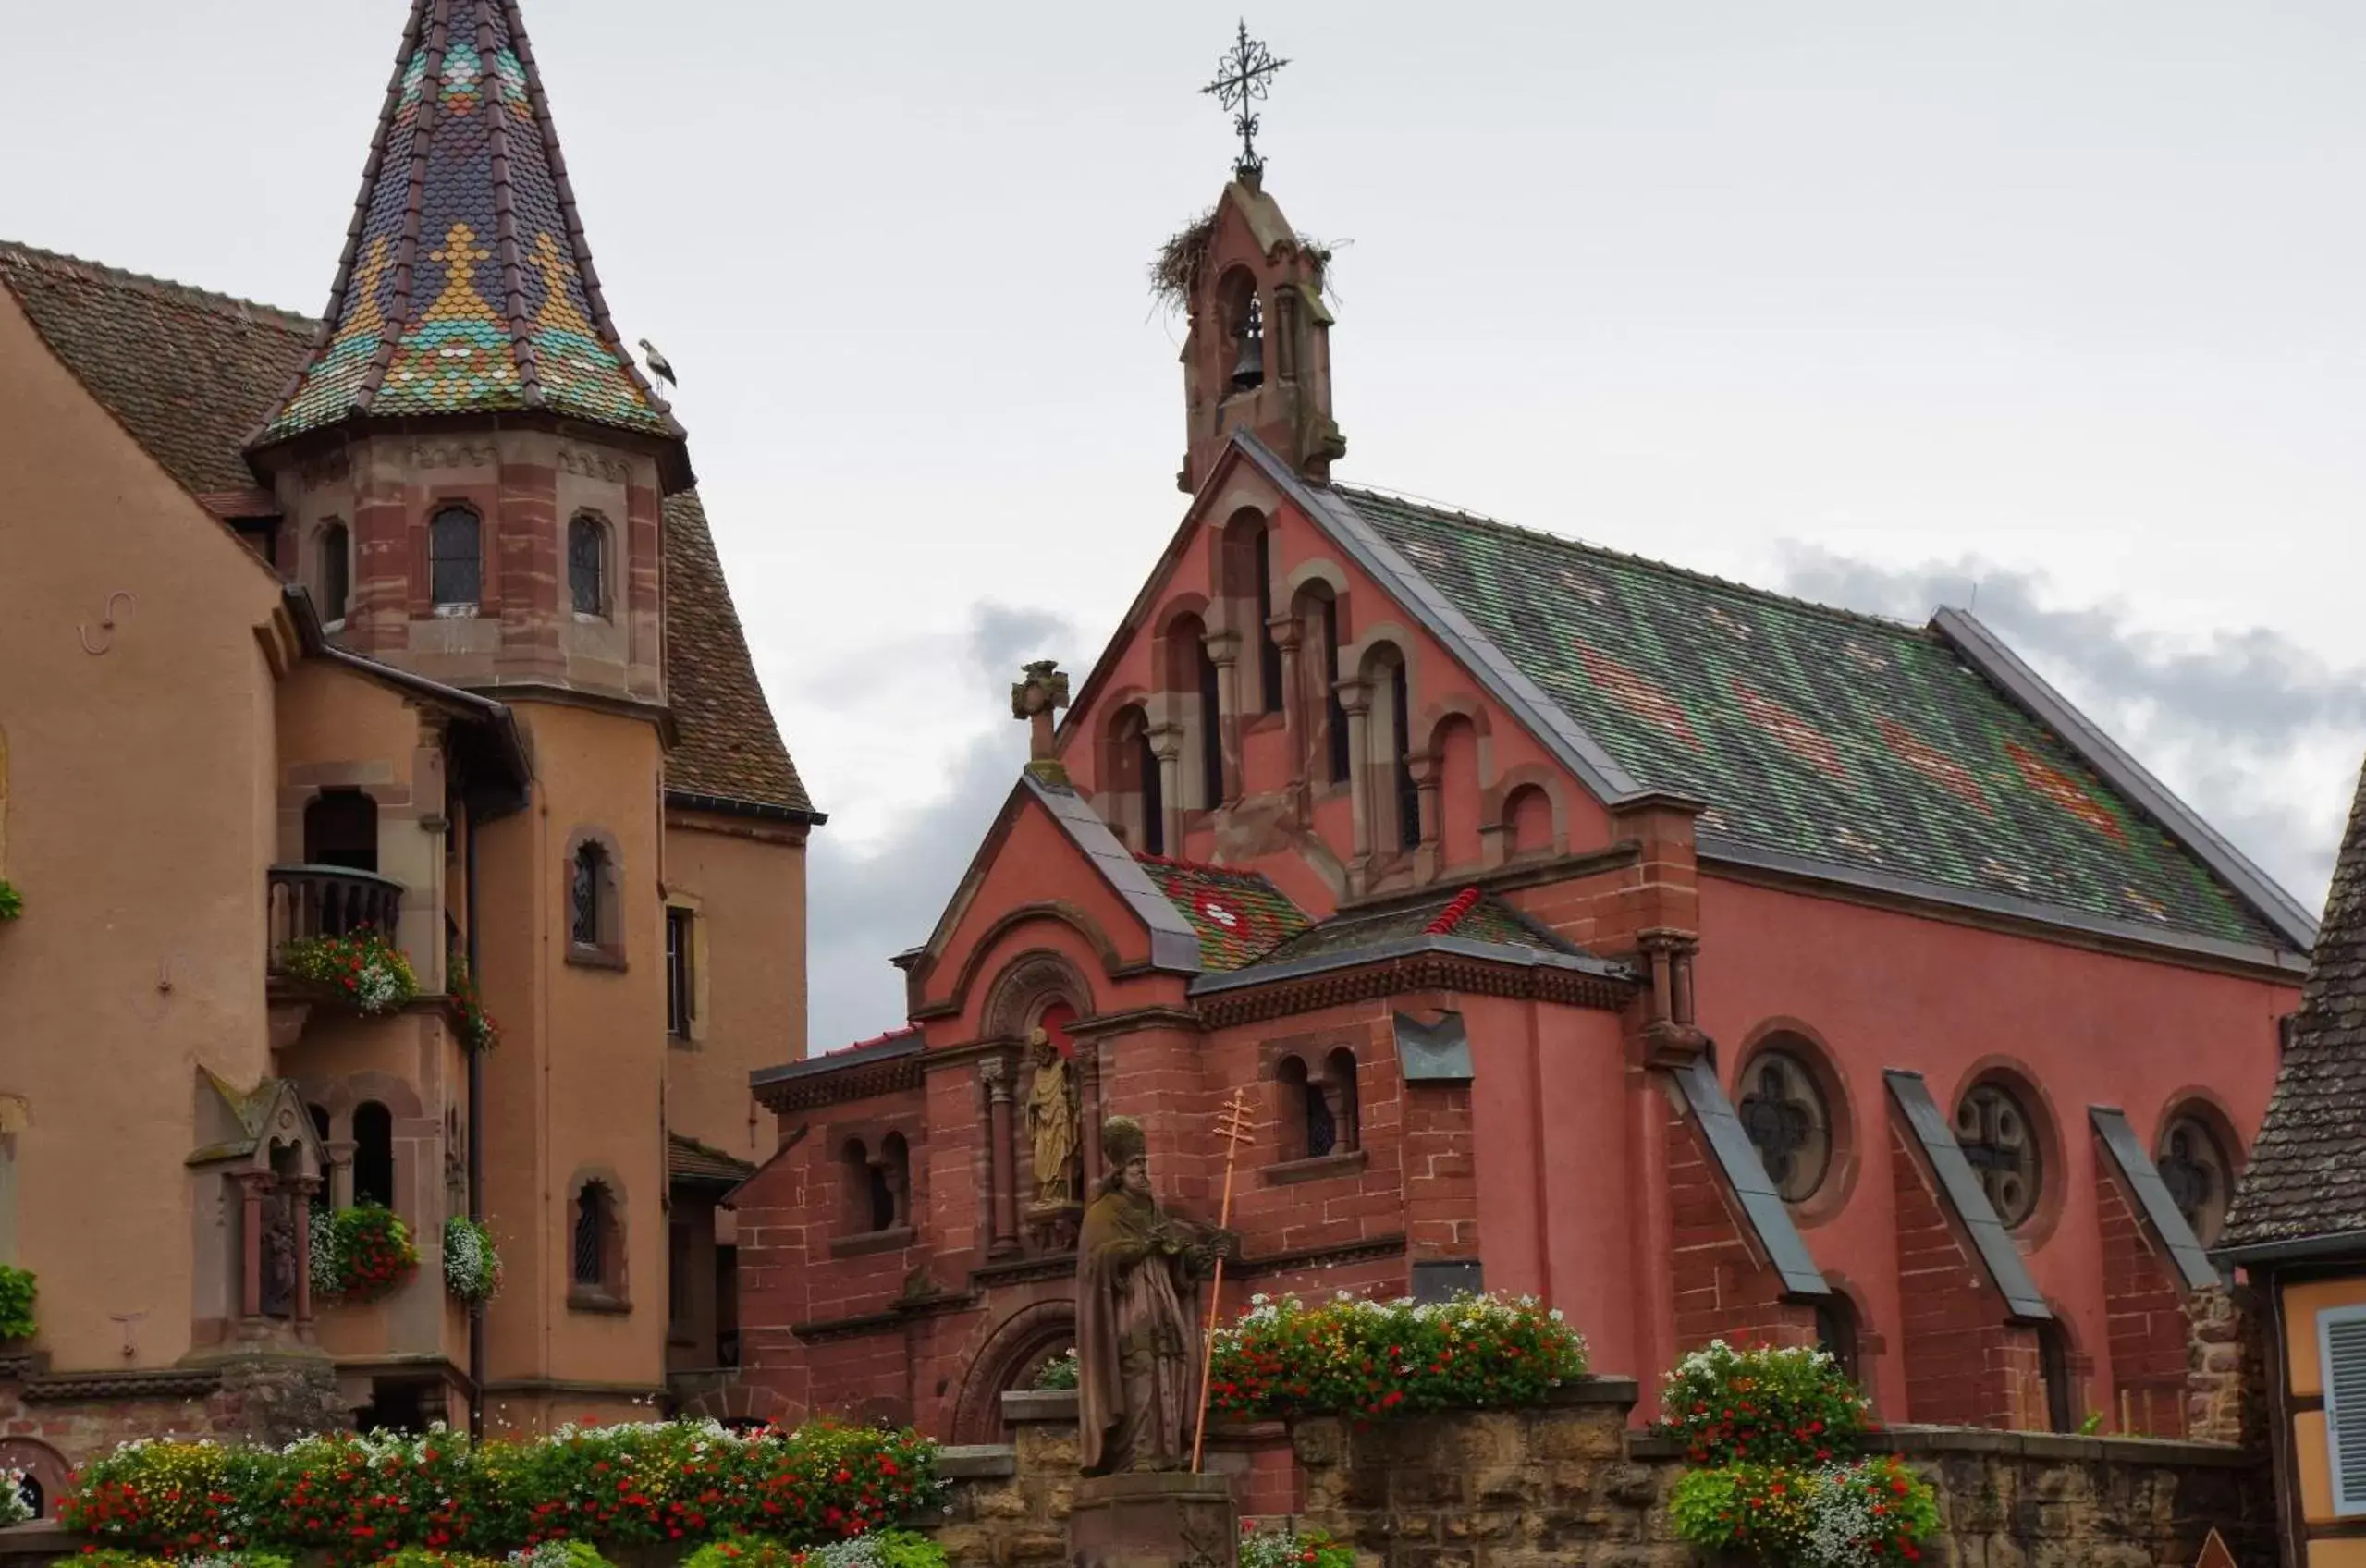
[729,124,2312,1446]
[0,0,810,1497]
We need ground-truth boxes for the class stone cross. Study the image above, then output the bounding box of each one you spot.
[1012,660,1072,784]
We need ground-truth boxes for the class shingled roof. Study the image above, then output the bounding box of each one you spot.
[0,239,803,816]
[1334,484,2294,953]
[2220,756,2366,1256]
[255,0,681,463]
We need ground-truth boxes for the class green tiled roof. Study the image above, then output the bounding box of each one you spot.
[1341,489,2275,948]
[1135,857,1311,972]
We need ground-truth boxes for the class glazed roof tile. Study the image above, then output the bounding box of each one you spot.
[0,239,800,817]
[256,0,680,453]
[1254,888,1583,969]
[2222,755,2366,1253]
[1134,856,1311,972]
[1337,487,2282,949]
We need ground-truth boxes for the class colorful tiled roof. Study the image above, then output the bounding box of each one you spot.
[0,239,799,819]
[1253,888,1588,970]
[1340,488,2279,949]
[255,0,680,451]
[2222,755,2366,1252]
[1134,857,1311,972]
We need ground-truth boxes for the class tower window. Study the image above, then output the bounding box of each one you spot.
[666,905,695,1039]
[571,841,607,948]
[569,515,607,618]
[573,1180,612,1288]
[319,522,351,625]
[429,506,482,610]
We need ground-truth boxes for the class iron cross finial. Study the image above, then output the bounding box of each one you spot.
[1200,20,1289,180]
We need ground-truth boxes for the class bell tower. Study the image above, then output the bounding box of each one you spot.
[1177,26,1345,495]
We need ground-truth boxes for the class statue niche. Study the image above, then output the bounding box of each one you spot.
[1024,1027,1083,1251]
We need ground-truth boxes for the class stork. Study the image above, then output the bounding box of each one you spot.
[637,337,677,389]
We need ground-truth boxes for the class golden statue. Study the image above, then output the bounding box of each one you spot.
[1024,1027,1081,1209]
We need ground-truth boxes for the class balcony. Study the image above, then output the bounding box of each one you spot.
[266,864,405,966]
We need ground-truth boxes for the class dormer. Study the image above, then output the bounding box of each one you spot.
[1174,171,1345,494]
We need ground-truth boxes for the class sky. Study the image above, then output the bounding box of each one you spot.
[7,2,2364,1050]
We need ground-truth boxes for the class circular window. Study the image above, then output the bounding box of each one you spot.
[1955,1082,2042,1228]
[1737,1048,1833,1204]
[2158,1113,2235,1247]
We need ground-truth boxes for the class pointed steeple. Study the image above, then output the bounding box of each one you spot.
[252,0,687,489]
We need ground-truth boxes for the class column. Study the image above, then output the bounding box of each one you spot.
[1410,753,1443,881]
[981,1057,1019,1257]
[1078,1040,1105,1194]
[1149,726,1185,855]
[1204,629,1243,804]
[1337,680,1373,869]
[1270,617,1305,802]
[290,1175,322,1329]
[238,1172,269,1321]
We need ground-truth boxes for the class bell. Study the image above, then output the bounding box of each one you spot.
[1228,325,1265,392]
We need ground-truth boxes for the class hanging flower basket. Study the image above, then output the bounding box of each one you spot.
[443,1215,503,1310]
[310,1202,419,1303]
[447,951,501,1053]
[280,929,419,1015]
[0,878,22,922]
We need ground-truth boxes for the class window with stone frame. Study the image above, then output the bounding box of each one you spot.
[1275,1048,1359,1161]
[1954,1079,2042,1229]
[565,833,624,964]
[1737,1046,1833,1204]
[428,505,482,610]
[1815,1293,1862,1387]
[840,1134,909,1233]
[570,1178,624,1303]
[352,1100,395,1209]
[665,904,696,1040]
[2157,1110,2237,1246]
[1314,591,1349,785]
[568,514,607,618]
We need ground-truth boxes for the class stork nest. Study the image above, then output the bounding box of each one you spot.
[1149,206,1334,313]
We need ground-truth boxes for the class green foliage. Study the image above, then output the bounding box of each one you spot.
[280,929,419,1014]
[448,952,501,1053]
[2078,1410,2104,1436]
[61,1439,281,1552]
[445,1216,504,1309]
[60,1422,947,1559]
[685,1530,949,1568]
[1660,1340,1870,1466]
[0,879,21,921]
[1670,1464,1814,1557]
[1207,1291,1588,1422]
[75,1553,295,1568]
[1030,1348,1078,1390]
[0,1264,34,1341]
[1238,1524,1354,1568]
[312,1202,420,1303]
[683,1538,809,1568]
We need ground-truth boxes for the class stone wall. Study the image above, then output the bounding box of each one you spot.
[0,1380,2273,1568]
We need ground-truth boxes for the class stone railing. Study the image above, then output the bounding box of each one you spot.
[266,864,404,964]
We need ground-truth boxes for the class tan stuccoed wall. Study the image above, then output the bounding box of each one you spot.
[474,700,669,1431]
[662,814,808,1169]
[0,288,285,1370]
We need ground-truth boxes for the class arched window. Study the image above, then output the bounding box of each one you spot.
[1505,785,1554,857]
[1955,1079,2042,1229]
[1138,726,1165,855]
[1252,528,1282,714]
[1390,660,1417,850]
[878,1133,910,1230]
[304,789,378,875]
[1815,1293,1861,1387]
[568,515,607,618]
[573,1180,613,1288]
[571,841,606,948]
[428,506,482,610]
[319,521,351,625]
[1195,638,1223,809]
[1277,1057,1331,1159]
[2158,1110,2237,1246]
[1221,272,1264,392]
[15,1472,41,1521]
[1324,1047,1360,1153]
[1738,1047,1833,1204]
[353,1100,395,1209]
[1320,594,1348,784]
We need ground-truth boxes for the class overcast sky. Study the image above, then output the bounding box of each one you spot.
[10,2,2365,1049]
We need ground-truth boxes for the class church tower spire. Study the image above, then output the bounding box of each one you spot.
[1174,25,1344,494]
[246,0,682,705]
[251,0,684,490]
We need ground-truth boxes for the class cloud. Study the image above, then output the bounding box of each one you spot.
[803,603,1079,1051]
[1774,543,2366,913]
